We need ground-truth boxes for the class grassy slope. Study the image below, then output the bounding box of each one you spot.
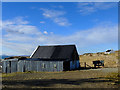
[79,51,118,68]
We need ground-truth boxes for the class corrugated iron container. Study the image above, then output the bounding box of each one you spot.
[2,59,79,73]
[21,59,63,72]
[2,59,18,73]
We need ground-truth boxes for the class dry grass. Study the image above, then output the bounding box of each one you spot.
[2,68,118,88]
[105,72,120,85]
[79,51,118,68]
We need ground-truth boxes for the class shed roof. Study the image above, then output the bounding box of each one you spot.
[30,45,79,60]
[2,59,19,62]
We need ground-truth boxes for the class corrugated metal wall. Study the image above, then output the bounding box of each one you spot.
[2,59,18,73]
[70,60,80,70]
[11,61,18,73]
[2,59,64,73]
[2,59,80,73]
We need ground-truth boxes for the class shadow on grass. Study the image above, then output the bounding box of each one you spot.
[2,77,113,87]
[71,67,101,71]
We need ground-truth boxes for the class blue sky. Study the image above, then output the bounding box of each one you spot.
[1,2,118,55]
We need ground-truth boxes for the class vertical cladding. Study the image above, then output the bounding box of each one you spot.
[2,61,7,73]
[42,61,45,71]
[55,61,59,71]
[45,61,49,72]
[47,61,50,72]
[70,60,80,70]
[40,61,43,71]
[76,60,79,68]
[59,61,63,71]
[36,61,39,72]
[52,61,56,72]
[35,61,38,71]
[11,61,18,73]
[18,60,24,72]
[70,61,72,70]
[57,61,60,71]
[38,61,42,71]
[24,61,28,71]
[31,61,35,71]
[2,59,64,73]
[25,60,29,71]
[6,61,10,73]
[2,61,5,73]
[47,61,63,72]
[49,61,53,72]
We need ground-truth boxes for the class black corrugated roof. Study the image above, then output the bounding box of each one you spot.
[20,58,68,61]
[30,45,79,60]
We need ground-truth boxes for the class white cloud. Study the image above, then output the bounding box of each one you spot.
[3,17,29,25]
[54,17,71,26]
[2,41,35,55]
[1,17,118,55]
[77,2,117,15]
[51,5,64,9]
[2,17,40,35]
[50,32,53,34]
[41,8,71,26]
[4,34,35,42]
[4,25,39,35]
[2,17,42,55]
[43,31,48,34]
[40,21,45,24]
[41,8,65,18]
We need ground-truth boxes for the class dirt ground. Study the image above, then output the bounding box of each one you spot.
[2,67,119,89]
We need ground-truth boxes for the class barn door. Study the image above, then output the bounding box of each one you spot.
[9,61,11,73]
[63,61,70,71]
[5,67,7,73]
[23,65,25,72]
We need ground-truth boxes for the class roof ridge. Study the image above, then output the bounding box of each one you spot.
[38,44,75,47]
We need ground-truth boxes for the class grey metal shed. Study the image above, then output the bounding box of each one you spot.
[2,59,18,73]
[2,45,80,73]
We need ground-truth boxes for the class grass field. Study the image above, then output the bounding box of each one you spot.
[2,68,119,88]
[79,51,118,68]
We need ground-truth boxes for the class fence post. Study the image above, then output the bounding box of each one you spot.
[84,62,86,68]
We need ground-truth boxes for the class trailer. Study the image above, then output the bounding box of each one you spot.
[93,60,104,68]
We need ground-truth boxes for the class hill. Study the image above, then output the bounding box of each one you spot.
[0,55,13,59]
[79,50,118,68]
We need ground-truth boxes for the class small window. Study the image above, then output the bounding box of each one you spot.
[54,64,57,68]
[42,63,45,68]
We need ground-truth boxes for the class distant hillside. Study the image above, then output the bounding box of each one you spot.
[79,50,118,68]
[0,55,30,59]
[0,55,12,59]
[4,56,30,60]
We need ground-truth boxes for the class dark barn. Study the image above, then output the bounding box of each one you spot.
[2,45,80,73]
[30,45,80,71]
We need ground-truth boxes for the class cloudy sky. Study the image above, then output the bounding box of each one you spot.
[1,2,118,55]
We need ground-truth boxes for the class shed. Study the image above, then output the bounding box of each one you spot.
[2,59,18,73]
[2,45,80,73]
[30,45,80,71]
